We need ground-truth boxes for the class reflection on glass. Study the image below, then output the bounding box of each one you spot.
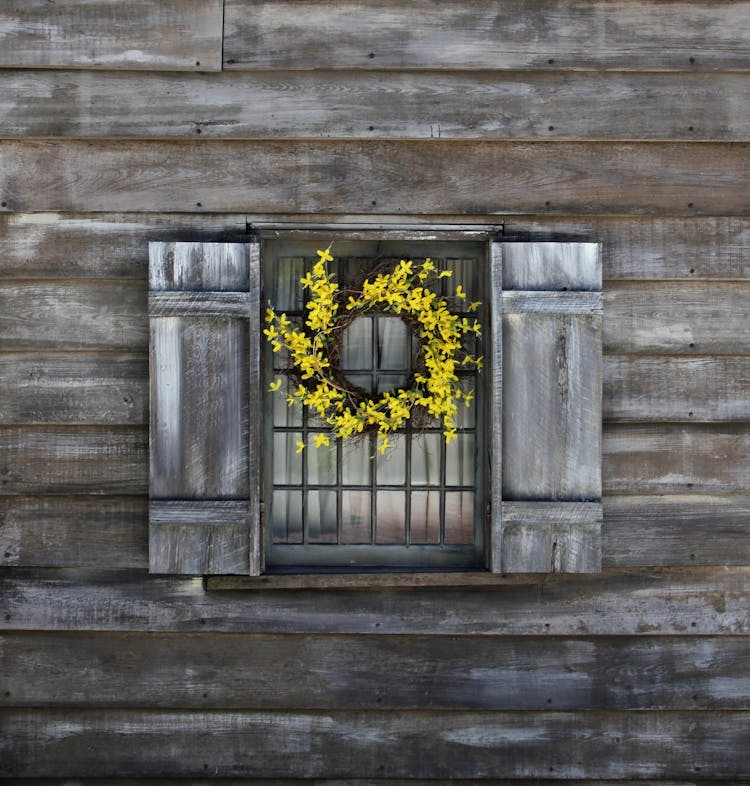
[377,317,410,370]
[411,433,441,486]
[307,490,337,543]
[342,438,371,485]
[376,434,406,484]
[341,490,371,543]
[307,438,337,485]
[446,434,475,486]
[454,378,476,429]
[341,317,372,371]
[272,490,302,543]
[273,432,302,485]
[444,491,474,544]
[273,377,302,427]
[274,258,305,311]
[376,374,407,393]
[410,491,441,544]
[376,490,406,543]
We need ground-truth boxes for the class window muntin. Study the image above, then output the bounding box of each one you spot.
[263,240,487,571]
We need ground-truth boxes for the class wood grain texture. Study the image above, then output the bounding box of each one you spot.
[0,426,147,495]
[604,355,750,422]
[223,0,750,71]
[0,496,146,568]
[0,353,147,425]
[2,214,748,281]
[3,708,750,778]
[604,282,750,354]
[501,242,601,291]
[604,495,750,567]
[0,213,249,278]
[0,781,726,786]
[0,280,147,351]
[0,0,223,70]
[3,566,748,634]
[4,632,750,710]
[603,424,750,495]
[2,69,748,140]
[1,140,748,215]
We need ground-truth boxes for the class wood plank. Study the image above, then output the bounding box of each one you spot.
[0,496,146,568]
[149,291,255,317]
[603,424,750,495]
[1,140,748,215]
[2,214,748,281]
[3,708,750,778]
[0,280,147,351]
[3,566,748,634]
[604,282,750,354]
[0,427,147,495]
[4,632,750,710]
[0,0,223,71]
[0,781,726,786]
[223,0,750,71]
[0,353,147,425]
[3,69,749,141]
[604,355,750,422]
[604,495,750,567]
[0,213,249,279]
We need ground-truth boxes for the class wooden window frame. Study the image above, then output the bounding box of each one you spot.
[147,230,603,583]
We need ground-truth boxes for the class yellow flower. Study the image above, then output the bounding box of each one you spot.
[295,440,306,454]
[377,434,391,454]
[317,247,334,263]
[455,285,467,299]
[314,433,331,448]
[268,378,282,392]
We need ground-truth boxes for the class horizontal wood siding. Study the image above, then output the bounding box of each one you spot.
[1,0,749,781]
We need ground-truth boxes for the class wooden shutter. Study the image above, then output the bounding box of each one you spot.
[149,242,261,575]
[489,242,603,573]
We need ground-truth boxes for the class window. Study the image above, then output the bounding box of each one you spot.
[148,232,602,577]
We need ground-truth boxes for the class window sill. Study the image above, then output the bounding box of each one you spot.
[205,571,542,591]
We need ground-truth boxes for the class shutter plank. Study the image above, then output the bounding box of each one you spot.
[149,242,260,575]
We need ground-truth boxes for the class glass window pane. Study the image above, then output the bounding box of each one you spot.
[273,377,302,427]
[376,490,406,544]
[307,438,337,485]
[342,438,371,485]
[272,490,303,543]
[411,433,441,486]
[446,433,475,486]
[454,379,476,429]
[444,491,474,544]
[376,374,407,394]
[410,491,441,544]
[273,432,303,485]
[274,257,305,311]
[341,490,371,543]
[341,317,373,371]
[376,434,406,484]
[377,317,410,370]
[307,490,338,543]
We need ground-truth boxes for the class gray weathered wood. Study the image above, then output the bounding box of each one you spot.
[0,213,248,278]
[224,0,750,71]
[0,496,146,568]
[2,140,748,215]
[604,355,750,422]
[0,353,147,425]
[3,708,750,778]
[603,424,750,495]
[0,0,223,70]
[3,69,749,140]
[149,241,260,575]
[149,291,255,318]
[604,495,750,567]
[4,632,750,710]
[488,242,503,573]
[502,242,601,291]
[4,566,748,634]
[0,427,147,495]
[502,291,602,314]
[2,215,748,281]
[501,502,602,573]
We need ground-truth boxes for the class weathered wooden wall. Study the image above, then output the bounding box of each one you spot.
[1,0,749,781]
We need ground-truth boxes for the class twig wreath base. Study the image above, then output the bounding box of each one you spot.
[265,248,483,455]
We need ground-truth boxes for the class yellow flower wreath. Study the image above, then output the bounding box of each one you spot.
[265,248,482,455]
